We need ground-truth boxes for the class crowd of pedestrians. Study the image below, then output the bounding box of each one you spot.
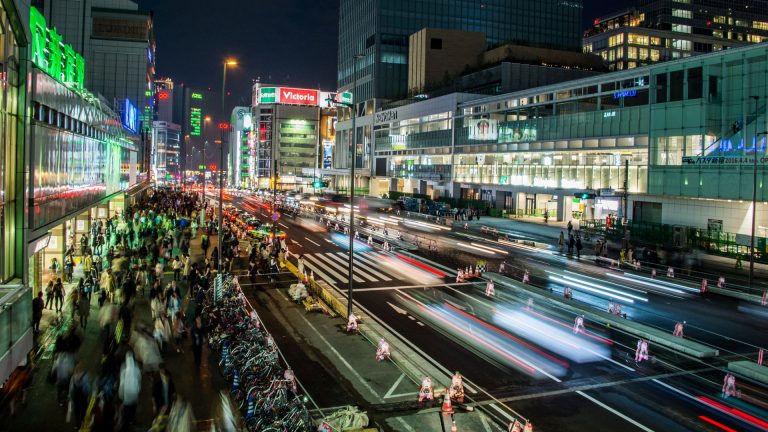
[44,188,215,431]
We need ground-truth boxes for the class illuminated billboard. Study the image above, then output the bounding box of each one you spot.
[122,99,138,133]
[255,87,352,107]
[30,6,85,90]
[467,118,498,141]
[190,108,202,136]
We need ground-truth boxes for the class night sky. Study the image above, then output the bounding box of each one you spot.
[138,0,636,103]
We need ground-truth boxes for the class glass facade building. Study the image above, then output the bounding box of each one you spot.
[584,1,768,71]
[366,43,768,236]
[338,0,584,104]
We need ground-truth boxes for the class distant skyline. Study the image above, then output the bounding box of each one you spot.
[139,0,637,114]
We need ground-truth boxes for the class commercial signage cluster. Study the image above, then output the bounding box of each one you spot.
[190,108,202,136]
[30,6,86,90]
[255,86,352,107]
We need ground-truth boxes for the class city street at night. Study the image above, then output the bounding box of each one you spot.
[1,1,768,431]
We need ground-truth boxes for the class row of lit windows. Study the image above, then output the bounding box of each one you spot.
[33,101,111,142]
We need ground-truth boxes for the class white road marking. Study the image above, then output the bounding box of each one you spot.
[294,311,383,402]
[304,237,320,247]
[576,391,655,432]
[303,255,348,283]
[313,253,364,283]
[279,223,289,229]
[325,252,378,282]
[383,373,406,399]
[339,252,392,281]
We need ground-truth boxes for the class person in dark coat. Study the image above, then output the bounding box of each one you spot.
[32,291,44,332]
[151,364,176,415]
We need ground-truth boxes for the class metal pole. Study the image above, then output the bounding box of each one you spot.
[218,126,225,276]
[750,96,759,287]
[222,63,227,119]
[347,56,359,319]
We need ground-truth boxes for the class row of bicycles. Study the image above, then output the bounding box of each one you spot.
[203,274,312,431]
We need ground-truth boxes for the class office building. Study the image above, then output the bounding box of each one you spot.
[338,0,584,105]
[366,43,768,247]
[227,107,252,188]
[32,0,156,171]
[152,121,181,183]
[251,83,340,191]
[584,1,768,71]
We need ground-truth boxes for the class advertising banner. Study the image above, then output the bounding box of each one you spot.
[279,87,319,106]
[467,118,498,141]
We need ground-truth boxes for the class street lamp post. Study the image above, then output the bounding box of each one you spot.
[222,59,238,118]
[749,95,760,288]
[202,116,212,205]
[217,121,229,276]
[324,53,363,319]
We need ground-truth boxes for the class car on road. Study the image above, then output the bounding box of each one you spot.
[248,224,286,240]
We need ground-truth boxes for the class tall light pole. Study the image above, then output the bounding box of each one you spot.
[222,59,238,118]
[749,95,760,288]
[202,116,212,204]
[217,121,230,276]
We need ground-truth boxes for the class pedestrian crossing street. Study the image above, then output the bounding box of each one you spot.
[298,251,456,286]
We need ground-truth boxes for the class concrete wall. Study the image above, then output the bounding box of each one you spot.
[408,28,485,94]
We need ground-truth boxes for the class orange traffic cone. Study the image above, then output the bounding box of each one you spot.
[524,421,533,432]
[450,418,458,431]
[441,392,454,414]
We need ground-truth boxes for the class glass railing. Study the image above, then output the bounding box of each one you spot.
[0,284,32,383]
[389,164,452,181]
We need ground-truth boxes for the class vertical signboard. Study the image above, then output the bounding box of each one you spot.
[190,107,202,136]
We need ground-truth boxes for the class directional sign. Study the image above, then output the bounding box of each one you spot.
[271,213,280,222]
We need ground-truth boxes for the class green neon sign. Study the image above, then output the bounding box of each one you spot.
[190,107,202,136]
[30,6,85,90]
[191,92,203,100]
[259,87,277,104]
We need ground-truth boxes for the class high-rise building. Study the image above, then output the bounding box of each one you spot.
[338,0,584,105]
[152,121,181,183]
[584,1,768,71]
[32,0,156,170]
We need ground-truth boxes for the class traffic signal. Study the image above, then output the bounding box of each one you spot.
[312,180,328,188]
[574,192,596,200]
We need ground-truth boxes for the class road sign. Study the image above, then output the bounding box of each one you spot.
[271,213,280,221]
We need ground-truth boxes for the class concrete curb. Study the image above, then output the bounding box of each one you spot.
[484,272,720,358]
[727,361,768,385]
[283,259,450,390]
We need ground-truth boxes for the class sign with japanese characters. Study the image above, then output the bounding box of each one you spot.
[30,6,86,90]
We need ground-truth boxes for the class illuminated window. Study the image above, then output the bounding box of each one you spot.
[650,37,662,46]
[672,39,691,50]
[639,48,649,60]
[713,16,726,24]
[608,33,624,47]
[628,62,637,69]
[713,30,723,38]
[754,21,768,30]
[628,33,649,45]
[672,24,691,33]
[748,34,764,43]
[628,46,638,59]
[583,44,592,53]
[650,49,660,61]
[672,9,692,19]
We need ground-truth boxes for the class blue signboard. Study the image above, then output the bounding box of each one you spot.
[122,99,138,133]
[613,90,637,99]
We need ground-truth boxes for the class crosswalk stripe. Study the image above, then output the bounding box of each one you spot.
[312,253,365,283]
[352,253,401,280]
[303,255,348,283]
[325,253,379,282]
[302,260,339,286]
[340,252,392,281]
[363,252,419,280]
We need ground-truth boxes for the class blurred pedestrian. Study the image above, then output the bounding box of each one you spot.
[32,291,44,332]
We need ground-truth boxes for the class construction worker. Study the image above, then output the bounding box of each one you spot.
[456,269,464,283]
[376,338,391,362]
[717,276,726,288]
[607,300,615,314]
[635,339,649,362]
[667,266,675,278]
[418,377,434,404]
[449,372,464,403]
[367,235,373,245]
[651,268,657,278]
[526,298,534,310]
[485,280,495,297]
[563,286,573,299]
[758,348,764,366]
[614,303,622,317]
[346,313,358,333]
[673,321,685,338]
[499,261,506,274]
[700,278,708,293]
[522,270,530,284]
[722,373,737,398]
[573,315,585,334]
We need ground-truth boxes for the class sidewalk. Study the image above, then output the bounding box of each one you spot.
[0,231,228,431]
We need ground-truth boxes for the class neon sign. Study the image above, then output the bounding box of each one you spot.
[122,99,138,133]
[157,91,170,100]
[613,90,637,99]
[30,6,85,90]
[190,108,202,136]
[191,92,203,100]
